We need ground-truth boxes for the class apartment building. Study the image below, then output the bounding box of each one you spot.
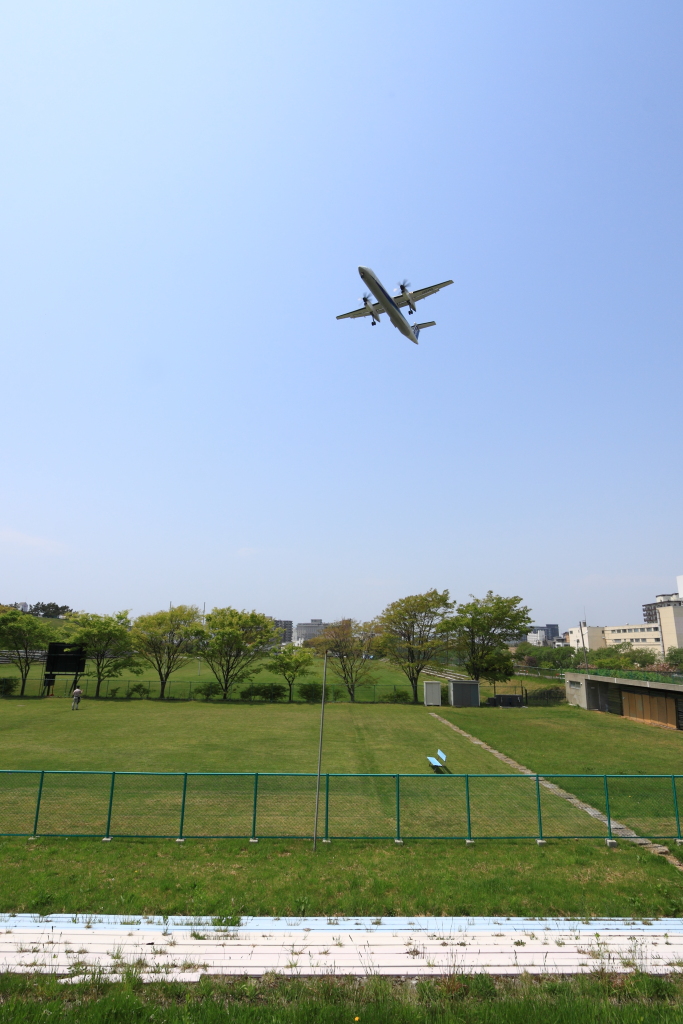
[565,624,605,651]
[294,619,328,644]
[604,623,662,654]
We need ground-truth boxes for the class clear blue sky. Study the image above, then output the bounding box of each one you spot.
[1,0,682,630]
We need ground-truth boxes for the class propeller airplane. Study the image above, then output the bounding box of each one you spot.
[337,266,453,344]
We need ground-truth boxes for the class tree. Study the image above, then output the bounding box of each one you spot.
[374,590,454,703]
[0,609,60,696]
[479,648,515,692]
[665,647,683,672]
[199,607,282,700]
[267,643,314,702]
[588,643,656,671]
[443,592,533,682]
[67,611,143,698]
[130,606,203,698]
[310,619,375,702]
[27,602,73,618]
[513,642,575,671]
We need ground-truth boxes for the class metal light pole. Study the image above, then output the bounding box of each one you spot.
[313,652,327,851]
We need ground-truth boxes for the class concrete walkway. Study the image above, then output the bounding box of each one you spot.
[1,914,683,978]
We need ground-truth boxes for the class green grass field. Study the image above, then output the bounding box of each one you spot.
[4,971,683,1024]
[0,701,512,773]
[2,698,683,927]
[0,833,681,918]
[440,705,683,776]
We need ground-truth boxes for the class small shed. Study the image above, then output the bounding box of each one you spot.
[423,681,442,706]
[448,680,480,707]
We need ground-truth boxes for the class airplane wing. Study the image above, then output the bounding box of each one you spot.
[336,302,384,320]
[394,279,454,307]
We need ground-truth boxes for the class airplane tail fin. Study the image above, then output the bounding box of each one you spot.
[412,320,436,342]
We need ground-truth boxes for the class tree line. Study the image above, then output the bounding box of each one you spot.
[514,639,683,675]
[0,589,533,702]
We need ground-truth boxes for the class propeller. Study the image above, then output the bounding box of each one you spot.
[397,280,411,294]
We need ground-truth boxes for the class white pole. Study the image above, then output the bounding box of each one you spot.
[313,652,327,851]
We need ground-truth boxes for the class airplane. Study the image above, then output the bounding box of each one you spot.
[336,266,453,344]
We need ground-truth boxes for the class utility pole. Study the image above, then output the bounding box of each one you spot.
[313,652,327,852]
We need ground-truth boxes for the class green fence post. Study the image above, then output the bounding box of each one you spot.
[603,775,613,840]
[535,775,544,842]
[324,774,330,841]
[32,771,45,838]
[465,775,472,842]
[103,772,116,841]
[177,773,188,842]
[395,774,402,843]
[672,776,681,841]
[250,773,259,842]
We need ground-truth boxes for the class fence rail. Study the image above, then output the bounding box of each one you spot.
[1,770,681,842]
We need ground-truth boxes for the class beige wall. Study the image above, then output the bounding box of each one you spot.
[658,605,683,655]
[604,623,662,656]
[566,625,605,651]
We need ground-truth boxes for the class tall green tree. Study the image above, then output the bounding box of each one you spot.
[310,620,374,702]
[199,608,282,700]
[479,648,515,693]
[665,647,683,671]
[267,643,314,702]
[588,643,657,671]
[130,605,203,698]
[68,611,143,698]
[0,609,60,696]
[443,592,532,682]
[374,589,454,703]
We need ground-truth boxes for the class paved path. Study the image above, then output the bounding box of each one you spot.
[2,914,683,979]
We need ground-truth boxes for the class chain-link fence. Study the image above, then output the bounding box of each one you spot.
[1,770,682,841]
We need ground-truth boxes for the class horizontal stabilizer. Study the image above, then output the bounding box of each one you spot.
[415,321,436,330]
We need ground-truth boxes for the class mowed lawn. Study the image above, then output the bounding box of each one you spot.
[440,705,683,841]
[1,700,509,775]
[440,704,683,776]
[0,702,606,843]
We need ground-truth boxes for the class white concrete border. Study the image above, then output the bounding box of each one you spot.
[1,915,683,978]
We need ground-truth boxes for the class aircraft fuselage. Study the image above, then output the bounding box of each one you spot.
[358,266,418,344]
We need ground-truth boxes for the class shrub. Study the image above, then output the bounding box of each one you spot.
[241,682,287,702]
[258,682,287,701]
[298,682,323,703]
[128,683,149,699]
[194,681,223,701]
[108,687,120,699]
[0,677,18,697]
[527,685,565,705]
[379,690,412,704]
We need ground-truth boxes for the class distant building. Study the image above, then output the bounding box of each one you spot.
[566,623,606,651]
[643,594,681,623]
[526,624,560,646]
[640,576,683,655]
[294,619,328,644]
[604,623,662,656]
[272,620,293,644]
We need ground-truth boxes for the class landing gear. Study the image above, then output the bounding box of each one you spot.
[371,320,376,326]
